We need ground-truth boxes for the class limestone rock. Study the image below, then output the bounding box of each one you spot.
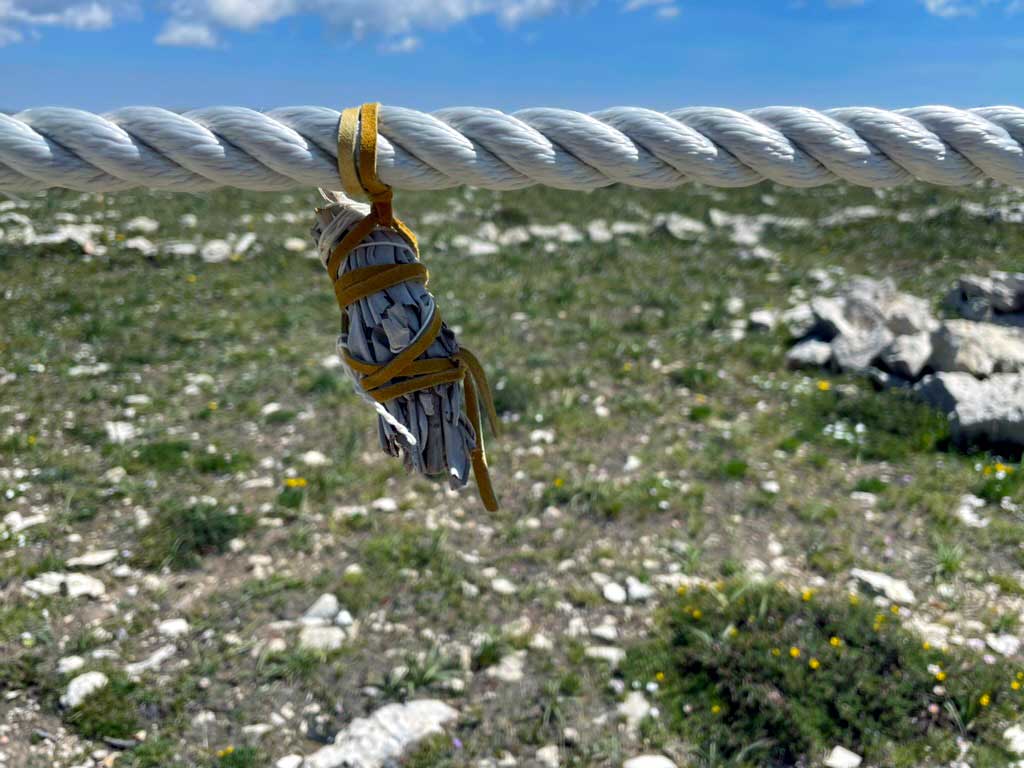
[23,572,105,599]
[67,549,118,569]
[915,373,1024,446]
[786,339,832,370]
[61,671,109,709]
[850,568,916,605]
[302,699,458,768]
[824,746,862,768]
[623,757,678,768]
[879,333,932,380]
[299,626,346,652]
[929,320,1024,376]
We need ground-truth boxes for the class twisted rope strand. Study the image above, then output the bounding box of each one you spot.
[3,105,1024,192]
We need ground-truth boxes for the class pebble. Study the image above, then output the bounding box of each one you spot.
[626,576,655,602]
[824,746,863,768]
[603,582,627,604]
[57,656,85,675]
[275,757,303,768]
[304,594,340,621]
[535,745,560,767]
[491,577,517,595]
[157,618,190,638]
[66,549,118,569]
[584,645,625,667]
[61,671,109,709]
[22,572,105,599]
[617,691,651,733]
[299,625,346,652]
[623,757,678,768]
[486,650,526,683]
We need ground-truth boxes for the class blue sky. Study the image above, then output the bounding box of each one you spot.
[1,1,1023,111]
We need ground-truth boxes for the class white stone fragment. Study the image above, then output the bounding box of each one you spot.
[61,671,109,709]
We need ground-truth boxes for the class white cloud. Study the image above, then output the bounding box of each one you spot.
[656,5,679,18]
[155,18,218,46]
[379,34,420,53]
[922,0,974,15]
[0,0,121,29]
[0,23,23,43]
[623,0,673,10]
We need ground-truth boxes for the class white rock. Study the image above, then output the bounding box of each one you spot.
[23,572,106,599]
[486,650,526,683]
[955,494,989,529]
[299,625,346,652]
[786,339,832,370]
[880,333,932,380]
[125,216,160,234]
[535,745,560,768]
[301,450,330,467]
[104,421,137,444]
[3,511,48,533]
[304,594,340,621]
[102,466,127,484]
[284,237,308,253]
[57,656,85,675]
[623,757,678,768]
[371,496,398,512]
[626,576,655,602]
[491,577,517,595]
[748,309,779,332]
[653,212,706,240]
[157,618,190,638]
[1006,724,1024,756]
[125,644,177,678]
[617,692,651,733]
[67,549,118,569]
[276,756,303,768]
[124,237,156,256]
[850,569,916,605]
[302,699,458,768]
[824,745,862,768]
[603,582,627,604]
[916,373,1024,447]
[61,671,108,708]
[201,239,232,263]
[930,320,1024,376]
[584,645,625,666]
[986,633,1021,657]
[335,609,354,627]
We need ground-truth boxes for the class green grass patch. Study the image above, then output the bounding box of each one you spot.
[623,580,1021,768]
[136,500,255,570]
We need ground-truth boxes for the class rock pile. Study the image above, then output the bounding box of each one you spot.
[759,272,1024,447]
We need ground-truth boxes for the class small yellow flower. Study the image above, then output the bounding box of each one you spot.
[27,435,37,447]
[801,588,814,602]
[979,693,991,707]
[849,594,860,606]
[553,476,564,488]
[935,670,946,682]
[1012,681,1020,691]
[710,704,721,715]
[207,401,218,411]
[922,642,931,651]
[890,605,900,615]
[691,608,702,620]
[676,585,688,596]
[622,362,633,372]
[789,646,801,658]
[727,627,739,638]
[829,636,841,648]
[1018,672,1024,681]
[771,648,781,657]
[809,658,820,670]
[217,746,235,758]
[285,477,308,488]
[187,273,198,283]
[655,672,665,682]
[817,380,831,392]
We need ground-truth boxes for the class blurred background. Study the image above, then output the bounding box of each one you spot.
[2,3,1024,768]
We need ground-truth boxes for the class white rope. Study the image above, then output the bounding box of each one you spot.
[2,105,1024,192]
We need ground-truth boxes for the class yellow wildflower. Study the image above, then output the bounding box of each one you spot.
[27,435,37,447]
[935,670,946,682]
[979,693,991,707]
[676,585,688,596]
[285,477,308,488]
[187,274,198,283]
[711,704,721,715]
[890,605,900,615]
[622,362,633,372]
[655,672,665,683]
[789,646,801,658]
[849,594,860,606]
[553,476,564,488]
[801,588,814,602]
[817,380,831,392]
[207,401,218,411]
[829,636,841,648]
[809,658,820,670]
[1012,681,1020,691]
[217,746,235,758]
[922,642,931,651]
[771,648,781,657]
[691,608,702,620]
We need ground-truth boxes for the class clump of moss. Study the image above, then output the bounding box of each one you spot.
[623,580,1020,768]
[136,500,254,570]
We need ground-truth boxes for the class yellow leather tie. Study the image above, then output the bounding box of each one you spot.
[329,103,499,511]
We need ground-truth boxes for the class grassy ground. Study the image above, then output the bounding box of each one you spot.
[1,181,1023,768]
